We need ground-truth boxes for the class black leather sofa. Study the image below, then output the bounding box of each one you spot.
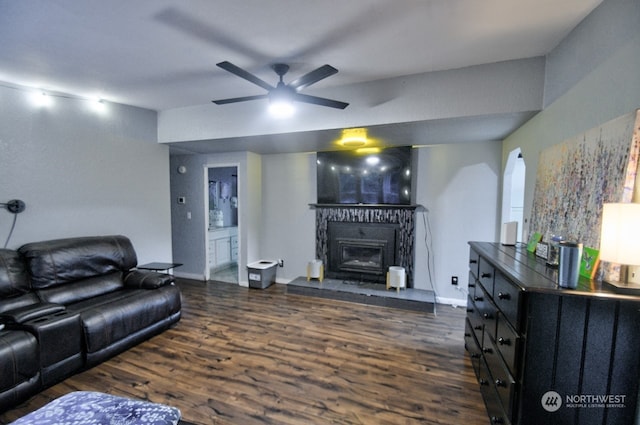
[0,235,181,412]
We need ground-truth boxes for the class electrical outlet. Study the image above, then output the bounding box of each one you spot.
[451,276,458,285]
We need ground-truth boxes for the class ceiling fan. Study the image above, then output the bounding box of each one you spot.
[212,61,349,110]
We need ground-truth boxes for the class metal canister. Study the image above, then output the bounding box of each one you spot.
[558,241,583,289]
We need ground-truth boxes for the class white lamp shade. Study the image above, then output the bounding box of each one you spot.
[600,203,640,265]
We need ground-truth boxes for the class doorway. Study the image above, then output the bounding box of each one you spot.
[502,148,525,243]
[206,166,239,283]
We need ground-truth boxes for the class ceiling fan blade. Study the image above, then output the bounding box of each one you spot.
[212,94,268,105]
[293,93,349,109]
[216,61,274,91]
[289,65,338,90]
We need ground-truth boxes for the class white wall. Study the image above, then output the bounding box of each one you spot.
[0,84,172,263]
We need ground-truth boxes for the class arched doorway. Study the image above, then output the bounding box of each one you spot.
[502,148,525,243]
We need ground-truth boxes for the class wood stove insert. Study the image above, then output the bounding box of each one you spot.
[327,221,399,283]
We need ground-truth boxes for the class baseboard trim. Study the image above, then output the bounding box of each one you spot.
[435,296,467,308]
[173,271,206,281]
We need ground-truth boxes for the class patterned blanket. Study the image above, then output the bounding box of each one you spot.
[9,391,181,425]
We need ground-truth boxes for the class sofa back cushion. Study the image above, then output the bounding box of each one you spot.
[19,235,137,289]
[0,249,40,314]
[37,271,125,305]
[0,249,30,297]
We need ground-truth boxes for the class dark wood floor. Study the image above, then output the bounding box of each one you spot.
[0,280,488,425]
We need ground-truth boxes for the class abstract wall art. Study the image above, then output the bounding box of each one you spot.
[529,110,640,280]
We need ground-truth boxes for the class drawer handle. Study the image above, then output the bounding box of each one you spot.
[483,347,493,354]
[474,325,483,330]
[479,379,489,386]
[464,332,471,337]
[498,337,511,346]
[483,313,493,320]
[466,308,474,313]
[481,272,492,278]
[497,292,511,300]
[495,379,506,387]
[468,283,476,288]
[491,417,504,424]
[470,353,480,359]
[470,259,478,264]
[474,296,483,302]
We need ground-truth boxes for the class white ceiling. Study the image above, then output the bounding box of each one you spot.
[0,0,603,154]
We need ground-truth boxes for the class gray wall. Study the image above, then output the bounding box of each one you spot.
[504,0,640,240]
[203,143,501,303]
[543,0,639,107]
[170,151,263,284]
[413,141,502,302]
[0,85,172,263]
[169,0,637,305]
[159,58,544,144]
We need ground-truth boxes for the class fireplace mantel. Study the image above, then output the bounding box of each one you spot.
[310,203,423,210]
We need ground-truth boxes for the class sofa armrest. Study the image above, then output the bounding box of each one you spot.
[0,302,66,324]
[123,270,174,289]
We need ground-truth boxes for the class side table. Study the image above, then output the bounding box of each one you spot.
[137,262,183,275]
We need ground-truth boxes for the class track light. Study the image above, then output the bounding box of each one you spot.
[30,91,53,107]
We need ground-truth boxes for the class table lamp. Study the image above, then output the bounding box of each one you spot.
[599,202,640,293]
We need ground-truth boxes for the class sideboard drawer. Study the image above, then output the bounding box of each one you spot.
[468,271,478,299]
[464,318,482,376]
[495,315,520,376]
[469,247,480,278]
[494,272,522,331]
[478,358,510,425]
[476,285,498,341]
[467,295,484,345]
[484,337,516,421]
[478,257,495,296]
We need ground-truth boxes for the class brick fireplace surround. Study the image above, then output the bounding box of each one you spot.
[313,204,418,287]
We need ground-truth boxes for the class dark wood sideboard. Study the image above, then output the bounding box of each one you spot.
[465,242,640,425]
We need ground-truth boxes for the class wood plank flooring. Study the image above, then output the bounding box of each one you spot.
[0,280,488,425]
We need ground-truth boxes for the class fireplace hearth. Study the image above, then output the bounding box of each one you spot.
[313,204,417,287]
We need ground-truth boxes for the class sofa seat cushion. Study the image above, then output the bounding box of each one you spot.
[0,330,39,392]
[67,285,181,354]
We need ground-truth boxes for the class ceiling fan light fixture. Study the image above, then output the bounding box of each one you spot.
[268,85,295,118]
[268,99,295,118]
